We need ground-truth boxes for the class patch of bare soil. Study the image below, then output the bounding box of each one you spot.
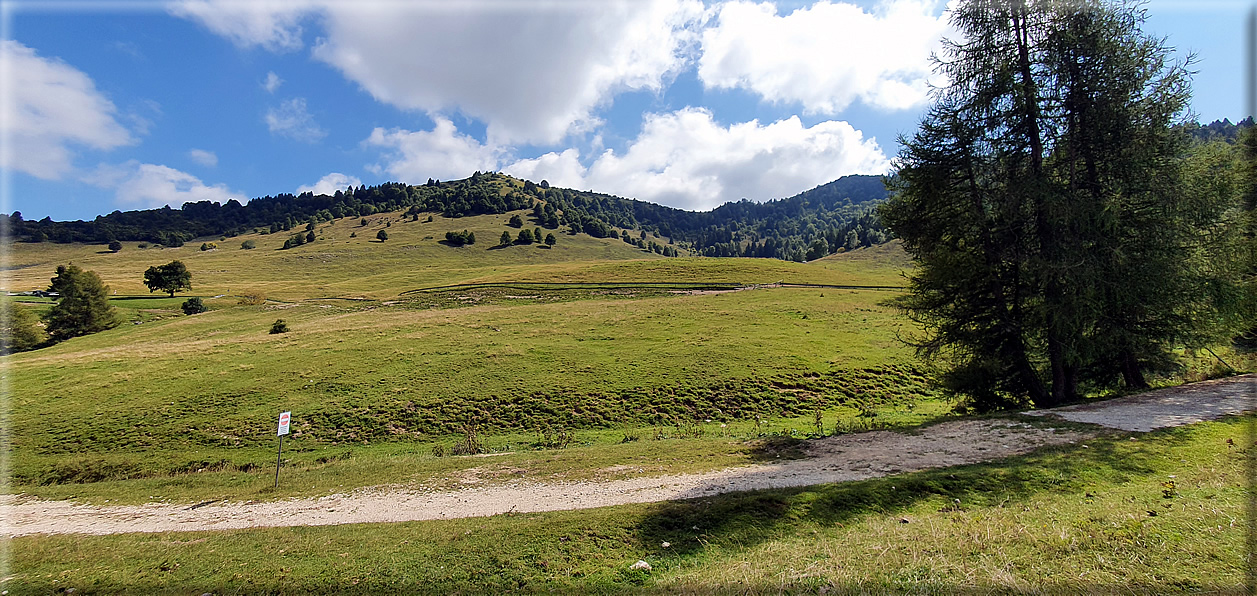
[4,374,1252,537]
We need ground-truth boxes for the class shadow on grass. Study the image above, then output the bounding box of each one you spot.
[109,295,179,301]
[629,422,1190,561]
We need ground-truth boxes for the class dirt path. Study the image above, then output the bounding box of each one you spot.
[4,374,1252,537]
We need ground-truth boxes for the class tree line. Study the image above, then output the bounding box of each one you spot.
[5,170,895,263]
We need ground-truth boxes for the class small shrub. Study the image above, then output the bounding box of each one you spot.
[138,242,149,249]
[200,242,216,251]
[376,230,388,241]
[431,444,447,458]
[426,215,433,222]
[237,293,266,306]
[350,231,357,238]
[445,230,475,246]
[361,218,368,226]
[181,297,207,315]
[534,426,573,450]
[450,423,485,455]
[269,319,289,334]
[107,240,122,252]
[240,239,256,249]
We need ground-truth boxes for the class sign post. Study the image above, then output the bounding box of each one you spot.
[275,411,290,488]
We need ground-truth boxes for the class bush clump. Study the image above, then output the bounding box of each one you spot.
[181,297,208,315]
[444,230,476,246]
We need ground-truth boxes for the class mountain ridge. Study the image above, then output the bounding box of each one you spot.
[5,173,890,262]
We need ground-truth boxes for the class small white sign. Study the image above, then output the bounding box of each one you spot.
[277,411,291,436]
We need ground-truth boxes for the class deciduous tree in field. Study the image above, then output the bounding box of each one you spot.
[143,261,192,297]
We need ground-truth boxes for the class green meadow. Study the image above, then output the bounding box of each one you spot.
[5,208,1252,593]
[9,414,1249,593]
[5,211,951,504]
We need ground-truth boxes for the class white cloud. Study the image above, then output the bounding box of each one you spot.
[188,148,218,167]
[299,0,704,145]
[504,108,889,211]
[87,161,245,209]
[0,41,133,180]
[297,172,361,196]
[265,97,326,142]
[168,0,312,52]
[365,117,503,182]
[698,0,949,113]
[262,71,283,93]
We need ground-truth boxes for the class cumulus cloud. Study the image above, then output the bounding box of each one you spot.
[177,0,703,146]
[262,71,282,93]
[265,98,326,142]
[188,148,218,167]
[87,161,245,209]
[698,0,949,113]
[297,172,362,196]
[0,41,133,180]
[504,108,890,211]
[365,117,503,183]
[168,0,312,52]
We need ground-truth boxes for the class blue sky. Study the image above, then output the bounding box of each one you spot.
[0,0,1250,222]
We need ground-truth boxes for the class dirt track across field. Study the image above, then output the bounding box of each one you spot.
[4,374,1252,537]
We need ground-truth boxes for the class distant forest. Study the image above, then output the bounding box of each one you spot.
[6,118,1243,263]
[3,172,891,262]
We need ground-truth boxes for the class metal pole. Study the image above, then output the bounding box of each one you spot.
[275,433,284,488]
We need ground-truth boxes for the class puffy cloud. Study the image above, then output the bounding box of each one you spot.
[297,172,361,196]
[188,148,218,167]
[262,71,283,93]
[265,98,326,143]
[0,41,133,180]
[503,149,588,190]
[178,0,703,146]
[504,108,889,211]
[87,161,245,209]
[365,117,503,183]
[698,0,949,113]
[168,0,312,52]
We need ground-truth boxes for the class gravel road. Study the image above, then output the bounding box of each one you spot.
[5,374,1251,537]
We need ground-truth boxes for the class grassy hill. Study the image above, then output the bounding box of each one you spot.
[6,207,1252,593]
[4,209,897,300]
[6,207,940,503]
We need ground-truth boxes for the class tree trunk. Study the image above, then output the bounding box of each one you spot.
[1044,328,1067,407]
[1120,351,1150,389]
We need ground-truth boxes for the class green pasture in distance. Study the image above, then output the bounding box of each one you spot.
[8,282,933,495]
[1,209,906,300]
[9,415,1246,593]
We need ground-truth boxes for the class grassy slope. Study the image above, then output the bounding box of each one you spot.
[7,215,940,501]
[3,211,882,300]
[8,415,1248,594]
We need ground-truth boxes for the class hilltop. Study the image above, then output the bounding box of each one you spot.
[6,173,890,263]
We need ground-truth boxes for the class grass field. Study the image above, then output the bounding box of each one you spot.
[7,414,1248,593]
[2,211,893,300]
[6,208,1253,593]
[5,210,945,504]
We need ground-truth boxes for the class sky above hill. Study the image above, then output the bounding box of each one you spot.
[1,0,1249,221]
